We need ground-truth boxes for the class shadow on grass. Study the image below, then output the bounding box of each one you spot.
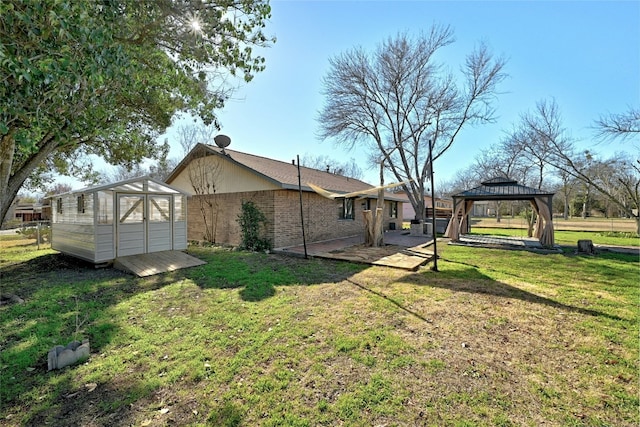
[401,258,623,321]
[178,247,368,302]
[0,246,367,424]
[0,253,191,422]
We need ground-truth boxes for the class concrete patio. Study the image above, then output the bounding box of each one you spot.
[274,230,436,271]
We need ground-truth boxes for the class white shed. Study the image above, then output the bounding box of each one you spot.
[51,176,190,263]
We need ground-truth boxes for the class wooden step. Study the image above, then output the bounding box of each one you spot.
[114,250,205,277]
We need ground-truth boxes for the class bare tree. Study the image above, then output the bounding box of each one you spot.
[44,183,74,197]
[174,122,226,242]
[509,99,640,233]
[593,107,640,142]
[553,168,579,220]
[300,154,363,180]
[177,121,219,156]
[318,27,507,222]
[149,157,180,181]
[100,164,148,184]
[188,148,223,242]
[445,168,482,196]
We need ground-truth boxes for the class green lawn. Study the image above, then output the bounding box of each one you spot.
[469,227,640,247]
[1,238,638,426]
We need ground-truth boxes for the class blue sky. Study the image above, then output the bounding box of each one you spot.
[173,0,639,186]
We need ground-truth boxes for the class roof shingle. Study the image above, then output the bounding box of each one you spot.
[204,146,405,200]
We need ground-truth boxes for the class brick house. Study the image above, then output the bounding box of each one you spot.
[165,144,404,249]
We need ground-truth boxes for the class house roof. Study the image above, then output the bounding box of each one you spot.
[167,144,405,201]
[452,176,554,200]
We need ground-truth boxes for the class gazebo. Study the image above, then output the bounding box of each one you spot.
[444,177,555,247]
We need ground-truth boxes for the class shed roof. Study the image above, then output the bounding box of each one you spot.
[55,176,190,197]
[452,177,554,200]
[167,144,405,201]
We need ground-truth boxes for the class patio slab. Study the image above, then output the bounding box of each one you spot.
[274,230,436,271]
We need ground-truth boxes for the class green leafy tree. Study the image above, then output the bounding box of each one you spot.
[0,0,274,222]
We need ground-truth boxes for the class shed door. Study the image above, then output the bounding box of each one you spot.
[147,195,172,253]
[117,194,146,257]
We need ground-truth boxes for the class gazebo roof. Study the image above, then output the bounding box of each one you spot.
[452,176,554,200]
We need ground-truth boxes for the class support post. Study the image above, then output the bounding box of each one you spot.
[428,139,438,272]
[296,155,308,259]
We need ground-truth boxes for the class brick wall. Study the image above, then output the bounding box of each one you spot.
[187,191,274,246]
[187,189,403,248]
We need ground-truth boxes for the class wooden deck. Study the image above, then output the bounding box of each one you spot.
[114,250,206,277]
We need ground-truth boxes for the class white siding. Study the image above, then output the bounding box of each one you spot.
[117,223,145,257]
[95,225,115,262]
[173,221,187,250]
[51,224,96,262]
[52,180,189,262]
[170,156,280,194]
[148,222,172,252]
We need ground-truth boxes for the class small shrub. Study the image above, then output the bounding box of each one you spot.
[17,225,50,243]
[236,201,272,252]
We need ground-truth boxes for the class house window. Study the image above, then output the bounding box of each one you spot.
[56,198,63,214]
[77,194,85,213]
[389,201,398,219]
[339,198,355,220]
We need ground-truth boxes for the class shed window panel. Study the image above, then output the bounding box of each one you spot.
[77,195,85,213]
[339,198,355,220]
[76,194,93,224]
[97,191,113,224]
[149,196,171,222]
[119,196,144,224]
[174,196,185,221]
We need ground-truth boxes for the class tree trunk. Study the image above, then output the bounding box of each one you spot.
[0,132,17,223]
[372,162,385,247]
[373,207,384,247]
[577,239,595,254]
[527,209,536,238]
[1,130,60,224]
[363,210,374,246]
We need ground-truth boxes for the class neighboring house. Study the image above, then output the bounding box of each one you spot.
[165,144,404,248]
[2,199,50,227]
[398,193,453,221]
[471,200,492,217]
